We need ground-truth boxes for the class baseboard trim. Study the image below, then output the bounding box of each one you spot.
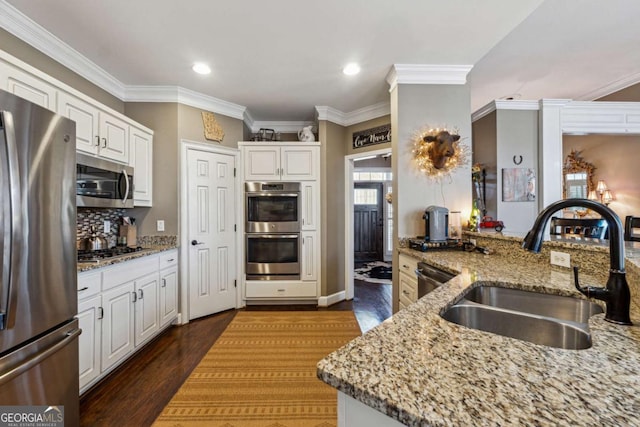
[318,291,346,307]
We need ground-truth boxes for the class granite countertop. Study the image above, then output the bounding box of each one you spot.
[77,244,178,272]
[317,241,640,426]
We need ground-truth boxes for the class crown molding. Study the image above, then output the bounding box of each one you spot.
[386,64,473,92]
[315,101,390,127]
[577,71,640,101]
[0,0,126,98]
[471,99,540,122]
[124,85,246,119]
[315,106,347,126]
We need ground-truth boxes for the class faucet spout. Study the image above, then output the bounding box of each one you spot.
[522,198,631,325]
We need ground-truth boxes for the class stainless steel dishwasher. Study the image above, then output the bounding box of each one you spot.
[416,262,456,297]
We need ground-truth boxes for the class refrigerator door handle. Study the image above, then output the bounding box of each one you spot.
[0,110,22,331]
[0,328,81,387]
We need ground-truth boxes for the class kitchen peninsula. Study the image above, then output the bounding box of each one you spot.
[318,232,640,426]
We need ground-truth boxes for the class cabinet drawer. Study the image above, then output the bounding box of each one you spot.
[398,254,418,276]
[399,272,418,303]
[78,270,101,300]
[159,250,178,269]
[245,281,317,298]
[102,255,159,291]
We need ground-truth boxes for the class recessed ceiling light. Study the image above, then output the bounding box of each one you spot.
[343,63,361,76]
[192,62,211,75]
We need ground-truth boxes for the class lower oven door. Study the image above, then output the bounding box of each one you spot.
[246,234,300,280]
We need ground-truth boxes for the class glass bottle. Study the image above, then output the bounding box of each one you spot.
[469,200,481,232]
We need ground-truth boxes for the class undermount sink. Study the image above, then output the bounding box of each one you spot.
[441,285,604,350]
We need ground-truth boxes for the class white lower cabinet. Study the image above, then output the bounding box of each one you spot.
[101,281,135,373]
[159,266,178,327]
[398,254,418,310]
[77,249,179,394]
[77,294,101,389]
[134,272,160,347]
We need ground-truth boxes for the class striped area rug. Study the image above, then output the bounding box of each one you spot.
[153,311,361,427]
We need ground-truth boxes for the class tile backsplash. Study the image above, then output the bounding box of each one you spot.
[77,208,127,247]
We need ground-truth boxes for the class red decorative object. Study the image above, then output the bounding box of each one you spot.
[480,216,504,232]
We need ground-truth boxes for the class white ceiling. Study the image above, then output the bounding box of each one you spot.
[3,0,640,124]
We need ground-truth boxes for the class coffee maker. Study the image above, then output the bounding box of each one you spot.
[423,206,449,242]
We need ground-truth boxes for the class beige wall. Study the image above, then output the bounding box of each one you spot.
[391,83,472,312]
[0,29,124,112]
[124,103,179,236]
[597,82,640,102]
[318,120,347,296]
[177,104,244,149]
[563,134,640,222]
[346,115,391,155]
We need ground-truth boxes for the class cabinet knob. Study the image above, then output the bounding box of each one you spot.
[101,137,107,148]
[95,135,100,146]
[162,278,166,288]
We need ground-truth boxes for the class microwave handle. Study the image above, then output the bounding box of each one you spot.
[121,170,130,204]
[247,234,299,239]
[246,192,299,198]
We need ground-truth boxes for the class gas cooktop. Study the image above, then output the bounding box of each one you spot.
[77,246,146,263]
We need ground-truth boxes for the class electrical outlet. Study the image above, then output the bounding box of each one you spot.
[550,250,571,268]
[103,220,111,233]
[157,220,165,232]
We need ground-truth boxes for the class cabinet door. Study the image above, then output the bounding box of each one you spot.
[77,295,101,391]
[58,92,100,155]
[281,146,319,181]
[159,266,178,327]
[134,272,159,347]
[0,61,57,111]
[301,231,319,282]
[129,126,153,206]
[301,181,319,231]
[399,272,418,304]
[101,282,135,372]
[98,112,129,163]
[243,146,281,180]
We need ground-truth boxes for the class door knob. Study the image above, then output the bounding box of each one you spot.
[191,240,204,246]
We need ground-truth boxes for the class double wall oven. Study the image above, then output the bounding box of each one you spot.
[245,182,301,280]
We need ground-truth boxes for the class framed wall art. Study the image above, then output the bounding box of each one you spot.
[502,168,535,202]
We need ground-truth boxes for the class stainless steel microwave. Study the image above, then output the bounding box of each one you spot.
[76,153,134,208]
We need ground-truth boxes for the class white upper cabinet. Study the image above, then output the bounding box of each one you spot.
[0,60,57,110]
[129,126,153,206]
[240,142,320,181]
[281,146,319,181]
[58,92,100,155]
[98,113,129,163]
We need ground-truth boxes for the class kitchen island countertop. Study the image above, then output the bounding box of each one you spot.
[317,236,640,426]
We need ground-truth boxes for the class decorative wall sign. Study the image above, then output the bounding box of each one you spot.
[502,168,536,202]
[352,124,391,149]
[412,127,469,180]
[202,111,225,142]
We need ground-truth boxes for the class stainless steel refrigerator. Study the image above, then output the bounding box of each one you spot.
[0,89,79,427]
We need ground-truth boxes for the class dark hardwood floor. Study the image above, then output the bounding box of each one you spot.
[79,281,391,427]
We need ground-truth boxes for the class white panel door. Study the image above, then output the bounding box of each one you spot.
[187,149,237,319]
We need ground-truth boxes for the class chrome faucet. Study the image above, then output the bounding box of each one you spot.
[522,198,632,325]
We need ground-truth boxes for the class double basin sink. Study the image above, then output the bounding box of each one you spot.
[441,285,604,349]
